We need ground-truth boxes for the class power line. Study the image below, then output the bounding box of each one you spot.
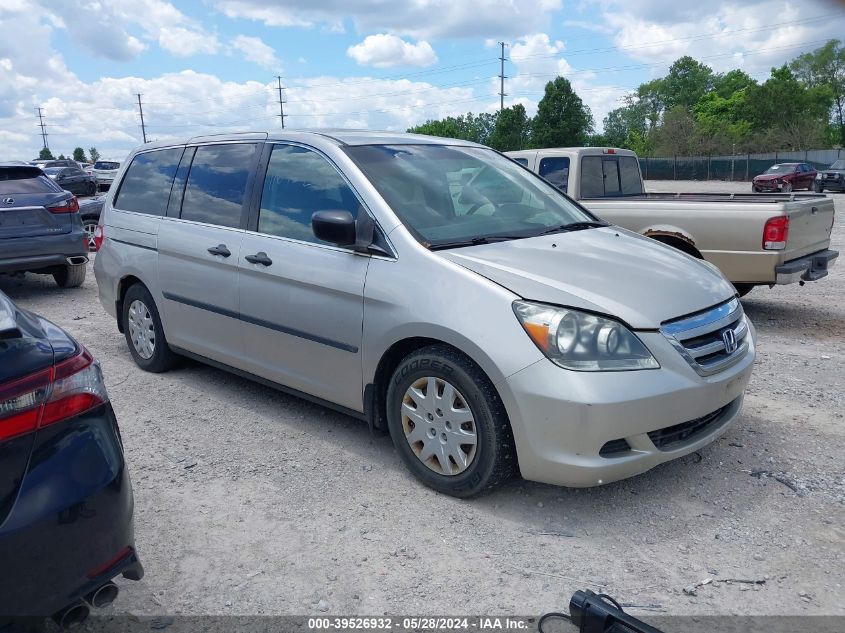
[35,107,48,150]
[498,42,508,113]
[136,94,147,143]
[276,76,287,129]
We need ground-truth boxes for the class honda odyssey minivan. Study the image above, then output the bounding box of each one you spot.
[94,131,755,497]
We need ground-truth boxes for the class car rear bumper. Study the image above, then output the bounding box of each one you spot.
[0,232,88,273]
[498,329,755,487]
[775,249,839,284]
[0,404,141,619]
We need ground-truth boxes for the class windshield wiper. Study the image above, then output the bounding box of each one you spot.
[537,221,608,236]
[429,235,525,251]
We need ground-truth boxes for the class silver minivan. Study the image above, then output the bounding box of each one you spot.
[94,131,756,497]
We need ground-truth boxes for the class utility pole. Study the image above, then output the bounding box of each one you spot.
[498,42,508,113]
[35,107,49,150]
[136,93,147,143]
[276,76,287,129]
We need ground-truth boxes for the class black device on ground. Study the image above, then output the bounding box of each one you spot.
[539,590,665,633]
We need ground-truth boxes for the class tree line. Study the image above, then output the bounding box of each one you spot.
[38,146,101,163]
[408,39,845,157]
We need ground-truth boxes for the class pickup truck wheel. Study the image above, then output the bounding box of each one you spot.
[53,263,86,288]
[733,283,754,298]
[121,284,177,372]
[386,345,517,497]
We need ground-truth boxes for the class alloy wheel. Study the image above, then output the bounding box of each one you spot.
[401,376,477,476]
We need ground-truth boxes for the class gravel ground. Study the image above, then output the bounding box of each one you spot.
[1,180,843,621]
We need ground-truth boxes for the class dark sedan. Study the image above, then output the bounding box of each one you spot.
[752,163,817,192]
[0,290,142,627]
[814,159,845,192]
[42,166,98,196]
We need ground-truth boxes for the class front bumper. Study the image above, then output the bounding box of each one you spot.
[775,249,838,284]
[753,180,782,191]
[499,326,756,487]
[0,404,141,618]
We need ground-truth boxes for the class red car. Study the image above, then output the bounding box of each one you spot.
[752,163,817,192]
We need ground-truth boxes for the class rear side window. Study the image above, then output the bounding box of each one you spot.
[512,157,528,167]
[180,144,256,228]
[539,157,570,192]
[257,144,360,244]
[619,156,643,194]
[0,168,58,194]
[94,161,120,170]
[114,148,184,216]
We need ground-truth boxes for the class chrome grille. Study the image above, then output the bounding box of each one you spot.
[661,298,749,376]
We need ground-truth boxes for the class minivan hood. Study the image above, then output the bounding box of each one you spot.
[437,228,734,329]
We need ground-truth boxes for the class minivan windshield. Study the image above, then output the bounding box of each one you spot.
[345,144,598,248]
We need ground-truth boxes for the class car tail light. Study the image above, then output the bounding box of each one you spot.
[763,216,789,250]
[47,196,80,214]
[0,348,108,441]
[94,223,104,251]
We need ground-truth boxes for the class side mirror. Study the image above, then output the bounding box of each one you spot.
[312,210,356,246]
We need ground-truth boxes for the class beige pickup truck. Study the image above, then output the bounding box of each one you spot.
[506,147,838,296]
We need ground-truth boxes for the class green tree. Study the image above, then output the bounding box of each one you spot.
[713,70,757,99]
[636,79,666,129]
[790,39,845,146]
[57,153,66,160]
[72,147,87,163]
[38,147,54,160]
[408,112,498,145]
[531,77,594,148]
[662,56,715,110]
[88,147,100,163]
[602,96,648,149]
[693,90,754,152]
[488,104,530,151]
[748,65,834,148]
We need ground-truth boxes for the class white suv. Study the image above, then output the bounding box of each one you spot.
[91,160,121,191]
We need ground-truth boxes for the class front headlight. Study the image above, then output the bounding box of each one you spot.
[816,173,823,179]
[513,301,659,371]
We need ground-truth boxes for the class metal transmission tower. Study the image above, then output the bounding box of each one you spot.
[136,94,147,143]
[498,42,508,112]
[276,76,287,129]
[35,107,49,150]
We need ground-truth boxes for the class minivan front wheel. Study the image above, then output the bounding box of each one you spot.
[386,346,516,497]
[122,284,176,372]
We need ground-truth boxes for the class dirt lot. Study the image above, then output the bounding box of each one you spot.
[1,180,843,621]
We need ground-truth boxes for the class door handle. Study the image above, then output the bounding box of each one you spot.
[207,244,231,257]
[245,252,273,266]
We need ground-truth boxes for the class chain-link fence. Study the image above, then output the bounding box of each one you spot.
[640,148,845,181]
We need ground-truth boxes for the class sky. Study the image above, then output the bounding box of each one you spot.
[0,0,843,161]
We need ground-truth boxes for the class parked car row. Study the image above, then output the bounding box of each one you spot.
[28,159,122,193]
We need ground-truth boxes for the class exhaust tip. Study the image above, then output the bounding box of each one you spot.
[67,256,88,266]
[53,601,90,629]
[87,581,119,609]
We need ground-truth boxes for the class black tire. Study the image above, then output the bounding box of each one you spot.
[733,283,754,298]
[813,182,823,193]
[85,181,96,196]
[752,184,759,192]
[386,345,517,497]
[121,283,177,373]
[53,264,86,288]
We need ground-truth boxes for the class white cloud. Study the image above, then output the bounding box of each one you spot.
[216,0,563,39]
[158,26,221,56]
[230,35,281,70]
[593,0,845,77]
[348,34,437,68]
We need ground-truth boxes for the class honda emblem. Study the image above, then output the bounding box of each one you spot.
[722,329,737,354]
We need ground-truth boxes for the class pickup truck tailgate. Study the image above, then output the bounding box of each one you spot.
[785,197,835,259]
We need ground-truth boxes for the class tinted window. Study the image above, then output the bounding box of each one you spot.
[539,157,570,192]
[0,170,58,194]
[580,156,604,198]
[513,157,529,167]
[258,145,360,244]
[180,144,256,228]
[114,148,184,216]
[619,156,643,194]
[94,161,120,170]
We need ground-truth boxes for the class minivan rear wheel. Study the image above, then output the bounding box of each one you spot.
[122,284,177,372]
[386,345,516,497]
